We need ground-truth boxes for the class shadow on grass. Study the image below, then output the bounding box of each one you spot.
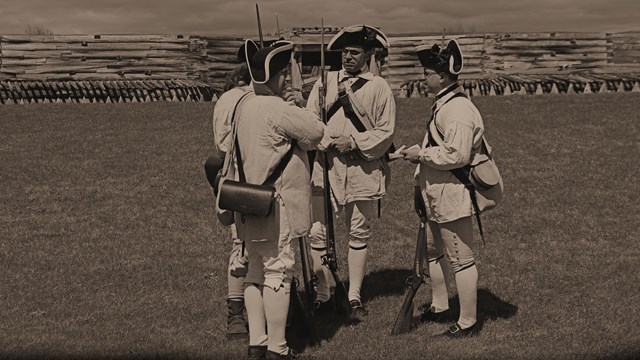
[416,287,518,332]
[475,288,519,323]
[285,289,363,354]
[288,271,517,353]
[590,351,640,360]
[286,268,411,353]
[361,268,412,302]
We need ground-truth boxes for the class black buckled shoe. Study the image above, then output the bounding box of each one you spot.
[420,307,453,323]
[442,323,479,338]
[265,348,299,359]
[349,299,368,317]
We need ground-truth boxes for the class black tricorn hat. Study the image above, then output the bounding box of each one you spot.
[244,39,293,84]
[415,39,464,75]
[236,38,283,62]
[236,43,248,63]
[327,24,389,51]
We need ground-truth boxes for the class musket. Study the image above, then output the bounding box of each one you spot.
[298,236,321,346]
[319,19,352,318]
[391,186,429,335]
[255,4,264,48]
[288,274,321,348]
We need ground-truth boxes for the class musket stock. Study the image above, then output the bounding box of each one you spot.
[391,188,429,335]
[298,236,321,346]
[287,277,310,350]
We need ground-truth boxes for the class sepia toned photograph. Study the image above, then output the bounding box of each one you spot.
[1,1,639,359]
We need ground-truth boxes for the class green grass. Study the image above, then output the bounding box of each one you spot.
[1,94,639,360]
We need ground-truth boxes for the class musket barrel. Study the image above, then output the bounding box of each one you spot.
[319,19,333,246]
[317,18,350,318]
[256,4,264,48]
[320,19,325,86]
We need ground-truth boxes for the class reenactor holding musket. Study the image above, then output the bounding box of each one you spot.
[306,24,396,317]
[233,39,324,359]
[401,39,492,337]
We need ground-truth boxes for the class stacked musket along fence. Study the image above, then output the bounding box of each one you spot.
[1,32,640,104]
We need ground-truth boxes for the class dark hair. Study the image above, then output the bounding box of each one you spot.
[223,63,251,92]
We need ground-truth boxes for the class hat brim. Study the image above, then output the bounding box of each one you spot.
[327,24,389,51]
[446,39,463,75]
[247,40,294,84]
[244,39,260,82]
[415,39,464,75]
[244,39,260,65]
[415,44,442,70]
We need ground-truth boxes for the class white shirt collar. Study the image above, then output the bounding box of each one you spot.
[338,69,375,82]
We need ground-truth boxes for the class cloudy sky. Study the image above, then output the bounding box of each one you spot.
[2,0,639,36]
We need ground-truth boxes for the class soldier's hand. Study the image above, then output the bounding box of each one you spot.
[332,134,355,153]
[283,86,304,106]
[229,256,248,278]
[229,242,248,277]
[317,143,329,152]
[318,128,337,151]
[401,147,422,163]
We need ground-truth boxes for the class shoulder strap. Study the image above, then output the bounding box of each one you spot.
[426,91,486,246]
[222,92,253,177]
[427,92,468,147]
[234,135,247,182]
[263,141,297,185]
[232,95,297,186]
[235,136,296,186]
[328,76,396,159]
[326,77,369,124]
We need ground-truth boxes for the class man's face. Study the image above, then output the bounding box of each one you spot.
[274,65,290,96]
[423,68,443,94]
[342,45,370,74]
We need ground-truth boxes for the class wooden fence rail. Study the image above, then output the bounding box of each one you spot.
[1,31,640,103]
[386,32,640,96]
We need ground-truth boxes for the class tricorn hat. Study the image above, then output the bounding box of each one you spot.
[236,38,283,62]
[236,43,248,63]
[244,39,294,84]
[415,39,463,75]
[327,24,389,51]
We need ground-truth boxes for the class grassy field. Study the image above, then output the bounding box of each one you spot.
[1,93,639,360]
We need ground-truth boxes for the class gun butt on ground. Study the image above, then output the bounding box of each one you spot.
[391,215,428,335]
